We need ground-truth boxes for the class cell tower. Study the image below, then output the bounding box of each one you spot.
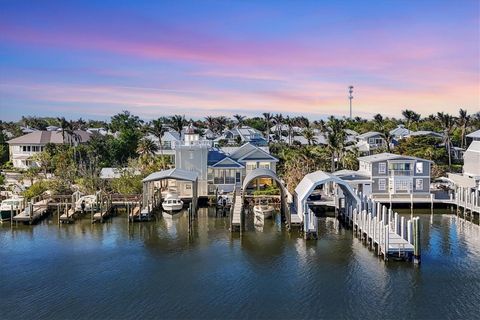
[348,86,354,119]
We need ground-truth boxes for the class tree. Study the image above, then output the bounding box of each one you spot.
[302,127,317,146]
[273,113,284,141]
[262,112,273,142]
[457,108,470,149]
[437,112,456,169]
[149,119,168,156]
[57,117,73,144]
[323,116,349,172]
[137,137,159,158]
[214,116,228,134]
[233,114,245,127]
[205,116,216,132]
[169,115,187,134]
[401,109,421,130]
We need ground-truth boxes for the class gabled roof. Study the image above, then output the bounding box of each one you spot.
[210,157,244,168]
[408,131,442,138]
[357,131,382,139]
[228,143,258,160]
[358,152,433,163]
[143,168,198,182]
[237,147,278,162]
[389,125,411,137]
[207,149,227,166]
[7,130,91,145]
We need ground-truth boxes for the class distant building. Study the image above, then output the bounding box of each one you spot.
[214,126,267,146]
[355,131,386,155]
[7,130,91,169]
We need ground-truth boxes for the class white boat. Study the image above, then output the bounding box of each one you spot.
[0,196,25,221]
[162,194,184,212]
[253,200,275,219]
[74,195,98,212]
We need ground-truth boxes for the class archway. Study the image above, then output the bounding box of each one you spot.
[241,168,290,218]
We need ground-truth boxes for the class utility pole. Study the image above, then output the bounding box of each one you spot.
[348,86,354,119]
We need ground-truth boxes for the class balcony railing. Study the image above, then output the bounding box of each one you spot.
[214,177,236,185]
[390,170,413,176]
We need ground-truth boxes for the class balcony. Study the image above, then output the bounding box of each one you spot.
[390,170,413,177]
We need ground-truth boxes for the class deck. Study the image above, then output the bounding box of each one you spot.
[13,199,52,224]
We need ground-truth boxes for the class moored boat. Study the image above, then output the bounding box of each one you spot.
[162,193,184,213]
[0,196,25,221]
[74,195,98,213]
[253,199,275,219]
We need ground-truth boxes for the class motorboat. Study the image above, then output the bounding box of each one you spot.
[0,196,25,221]
[253,199,275,219]
[74,195,98,213]
[162,193,184,212]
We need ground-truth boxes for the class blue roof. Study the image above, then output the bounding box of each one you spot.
[208,149,227,166]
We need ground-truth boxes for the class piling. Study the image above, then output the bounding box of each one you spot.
[413,217,421,264]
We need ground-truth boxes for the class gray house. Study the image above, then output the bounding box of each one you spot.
[355,131,386,155]
[357,153,432,197]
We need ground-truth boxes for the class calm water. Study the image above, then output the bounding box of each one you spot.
[1,208,479,320]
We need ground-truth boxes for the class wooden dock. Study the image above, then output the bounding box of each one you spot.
[343,198,420,262]
[59,207,77,223]
[231,193,242,231]
[13,199,52,224]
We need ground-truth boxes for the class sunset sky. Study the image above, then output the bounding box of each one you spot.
[0,0,479,121]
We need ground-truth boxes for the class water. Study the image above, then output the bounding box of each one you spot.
[1,208,479,319]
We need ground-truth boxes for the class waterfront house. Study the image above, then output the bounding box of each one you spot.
[173,140,278,197]
[7,130,91,169]
[389,125,411,141]
[340,153,432,198]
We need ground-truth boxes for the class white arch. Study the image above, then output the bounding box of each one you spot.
[294,171,360,223]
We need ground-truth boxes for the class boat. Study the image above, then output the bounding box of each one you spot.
[0,196,25,221]
[162,193,184,213]
[74,195,98,213]
[253,199,275,219]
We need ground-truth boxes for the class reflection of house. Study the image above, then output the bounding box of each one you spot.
[7,130,91,169]
[214,126,267,146]
[354,153,432,197]
[173,141,278,197]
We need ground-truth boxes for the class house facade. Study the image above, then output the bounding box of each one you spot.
[355,131,386,155]
[214,126,267,147]
[173,142,278,197]
[7,130,91,169]
[357,153,432,197]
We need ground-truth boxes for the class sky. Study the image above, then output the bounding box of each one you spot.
[0,0,479,121]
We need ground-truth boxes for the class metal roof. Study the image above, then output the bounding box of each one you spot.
[7,130,91,145]
[466,141,480,152]
[142,168,198,182]
[358,152,433,163]
[466,129,480,139]
[294,171,360,208]
[357,131,382,139]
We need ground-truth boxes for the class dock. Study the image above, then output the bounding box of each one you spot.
[343,198,420,262]
[13,199,52,224]
[231,191,242,231]
[59,207,77,223]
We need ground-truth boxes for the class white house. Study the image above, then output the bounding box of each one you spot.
[7,130,91,169]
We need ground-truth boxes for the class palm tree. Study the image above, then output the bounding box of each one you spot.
[457,108,470,149]
[214,116,228,134]
[169,115,187,135]
[401,109,421,130]
[273,113,284,141]
[137,137,159,157]
[262,112,273,142]
[302,127,317,146]
[285,116,294,145]
[57,117,73,144]
[323,116,348,172]
[373,113,392,152]
[205,116,216,132]
[233,114,245,127]
[437,112,456,168]
[150,119,168,156]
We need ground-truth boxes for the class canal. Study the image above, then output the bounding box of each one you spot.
[1,208,479,319]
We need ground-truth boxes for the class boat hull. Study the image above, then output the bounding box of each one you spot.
[253,206,274,219]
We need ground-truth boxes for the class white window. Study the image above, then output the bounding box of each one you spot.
[395,180,410,191]
[415,162,423,174]
[259,162,270,169]
[378,179,386,191]
[246,162,257,170]
[378,163,386,174]
[189,151,194,160]
[415,179,423,190]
